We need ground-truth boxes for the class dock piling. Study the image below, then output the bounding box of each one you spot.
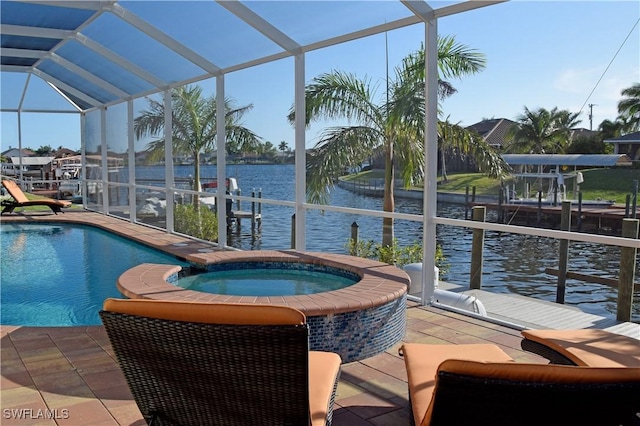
[632,180,638,219]
[537,191,542,225]
[291,213,296,249]
[498,183,504,224]
[251,189,256,233]
[470,206,485,290]
[351,221,359,245]
[617,218,639,322]
[577,192,583,231]
[556,201,571,304]
[465,186,469,220]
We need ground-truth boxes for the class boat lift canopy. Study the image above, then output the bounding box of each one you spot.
[501,154,632,168]
[501,154,626,206]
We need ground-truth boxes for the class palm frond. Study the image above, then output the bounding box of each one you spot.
[287,71,382,126]
[306,126,383,204]
[394,128,425,187]
[438,120,509,179]
[505,106,581,154]
[436,35,486,79]
[617,83,640,131]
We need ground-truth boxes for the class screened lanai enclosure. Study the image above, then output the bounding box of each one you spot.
[1,1,638,313]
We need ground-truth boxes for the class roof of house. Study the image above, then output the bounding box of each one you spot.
[604,131,640,143]
[54,148,79,158]
[570,128,599,139]
[2,148,35,157]
[8,156,54,166]
[466,118,518,147]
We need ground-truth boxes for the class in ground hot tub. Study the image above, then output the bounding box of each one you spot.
[117,250,409,363]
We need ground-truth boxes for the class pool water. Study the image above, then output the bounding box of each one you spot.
[0,223,189,326]
[176,267,358,296]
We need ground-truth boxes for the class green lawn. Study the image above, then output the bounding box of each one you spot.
[342,170,386,181]
[0,191,79,213]
[343,168,638,206]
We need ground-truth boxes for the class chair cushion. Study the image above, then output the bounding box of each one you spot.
[438,359,640,383]
[2,180,28,203]
[309,351,342,426]
[103,298,306,325]
[400,343,514,426]
[522,329,640,367]
[2,179,71,207]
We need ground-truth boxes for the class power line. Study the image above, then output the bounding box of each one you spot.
[577,17,640,120]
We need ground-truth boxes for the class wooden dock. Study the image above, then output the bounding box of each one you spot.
[229,209,262,231]
[470,202,637,234]
[416,281,640,338]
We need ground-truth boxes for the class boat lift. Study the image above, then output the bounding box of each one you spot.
[501,154,631,207]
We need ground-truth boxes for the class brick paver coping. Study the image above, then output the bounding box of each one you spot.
[117,250,409,317]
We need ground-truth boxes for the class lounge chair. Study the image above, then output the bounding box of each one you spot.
[400,342,640,426]
[521,328,640,367]
[1,180,71,214]
[100,299,341,426]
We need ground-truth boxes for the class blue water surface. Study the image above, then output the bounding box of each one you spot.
[177,267,357,296]
[0,223,189,326]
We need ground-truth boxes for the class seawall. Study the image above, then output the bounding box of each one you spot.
[336,178,498,205]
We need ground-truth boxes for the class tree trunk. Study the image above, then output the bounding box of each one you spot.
[440,149,448,182]
[382,141,394,247]
[193,151,201,208]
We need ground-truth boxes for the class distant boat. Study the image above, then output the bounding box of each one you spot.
[201,177,238,192]
[137,177,240,217]
[200,177,239,209]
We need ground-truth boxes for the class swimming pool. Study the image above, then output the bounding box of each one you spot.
[0,223,189,326]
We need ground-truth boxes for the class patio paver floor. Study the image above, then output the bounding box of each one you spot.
[1,210,547,425]
[1,305,547,425]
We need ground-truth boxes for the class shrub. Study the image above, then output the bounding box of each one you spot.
[345,238,449,275]
[174,204,219,242]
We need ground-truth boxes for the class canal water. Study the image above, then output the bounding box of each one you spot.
[132,163,639,322]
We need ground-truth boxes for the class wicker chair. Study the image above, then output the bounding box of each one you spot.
[100,299,341,426]
[520,328,640,367]
[400,343,640,426]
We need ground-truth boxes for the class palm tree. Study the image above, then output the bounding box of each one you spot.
[437,118,506,183]
[504,107,581,155]
[599,118,625,140]
[261,141,277,161]
[289,36,507,247]
[617,83,640,132]
[278,141,288,163]
[134,85,260,204]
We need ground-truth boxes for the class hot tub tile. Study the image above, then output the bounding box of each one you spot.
[116,250,408,363]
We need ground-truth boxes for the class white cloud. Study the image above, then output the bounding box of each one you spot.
[553,67,603,95]
[552,66,638,126]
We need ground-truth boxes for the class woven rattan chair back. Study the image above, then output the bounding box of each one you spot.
[100,309,312,426]
[427,368,640,426]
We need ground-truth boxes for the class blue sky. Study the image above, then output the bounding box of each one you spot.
[1,0,638,154]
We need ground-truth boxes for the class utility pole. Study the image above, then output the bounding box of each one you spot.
[588,104,596,130]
